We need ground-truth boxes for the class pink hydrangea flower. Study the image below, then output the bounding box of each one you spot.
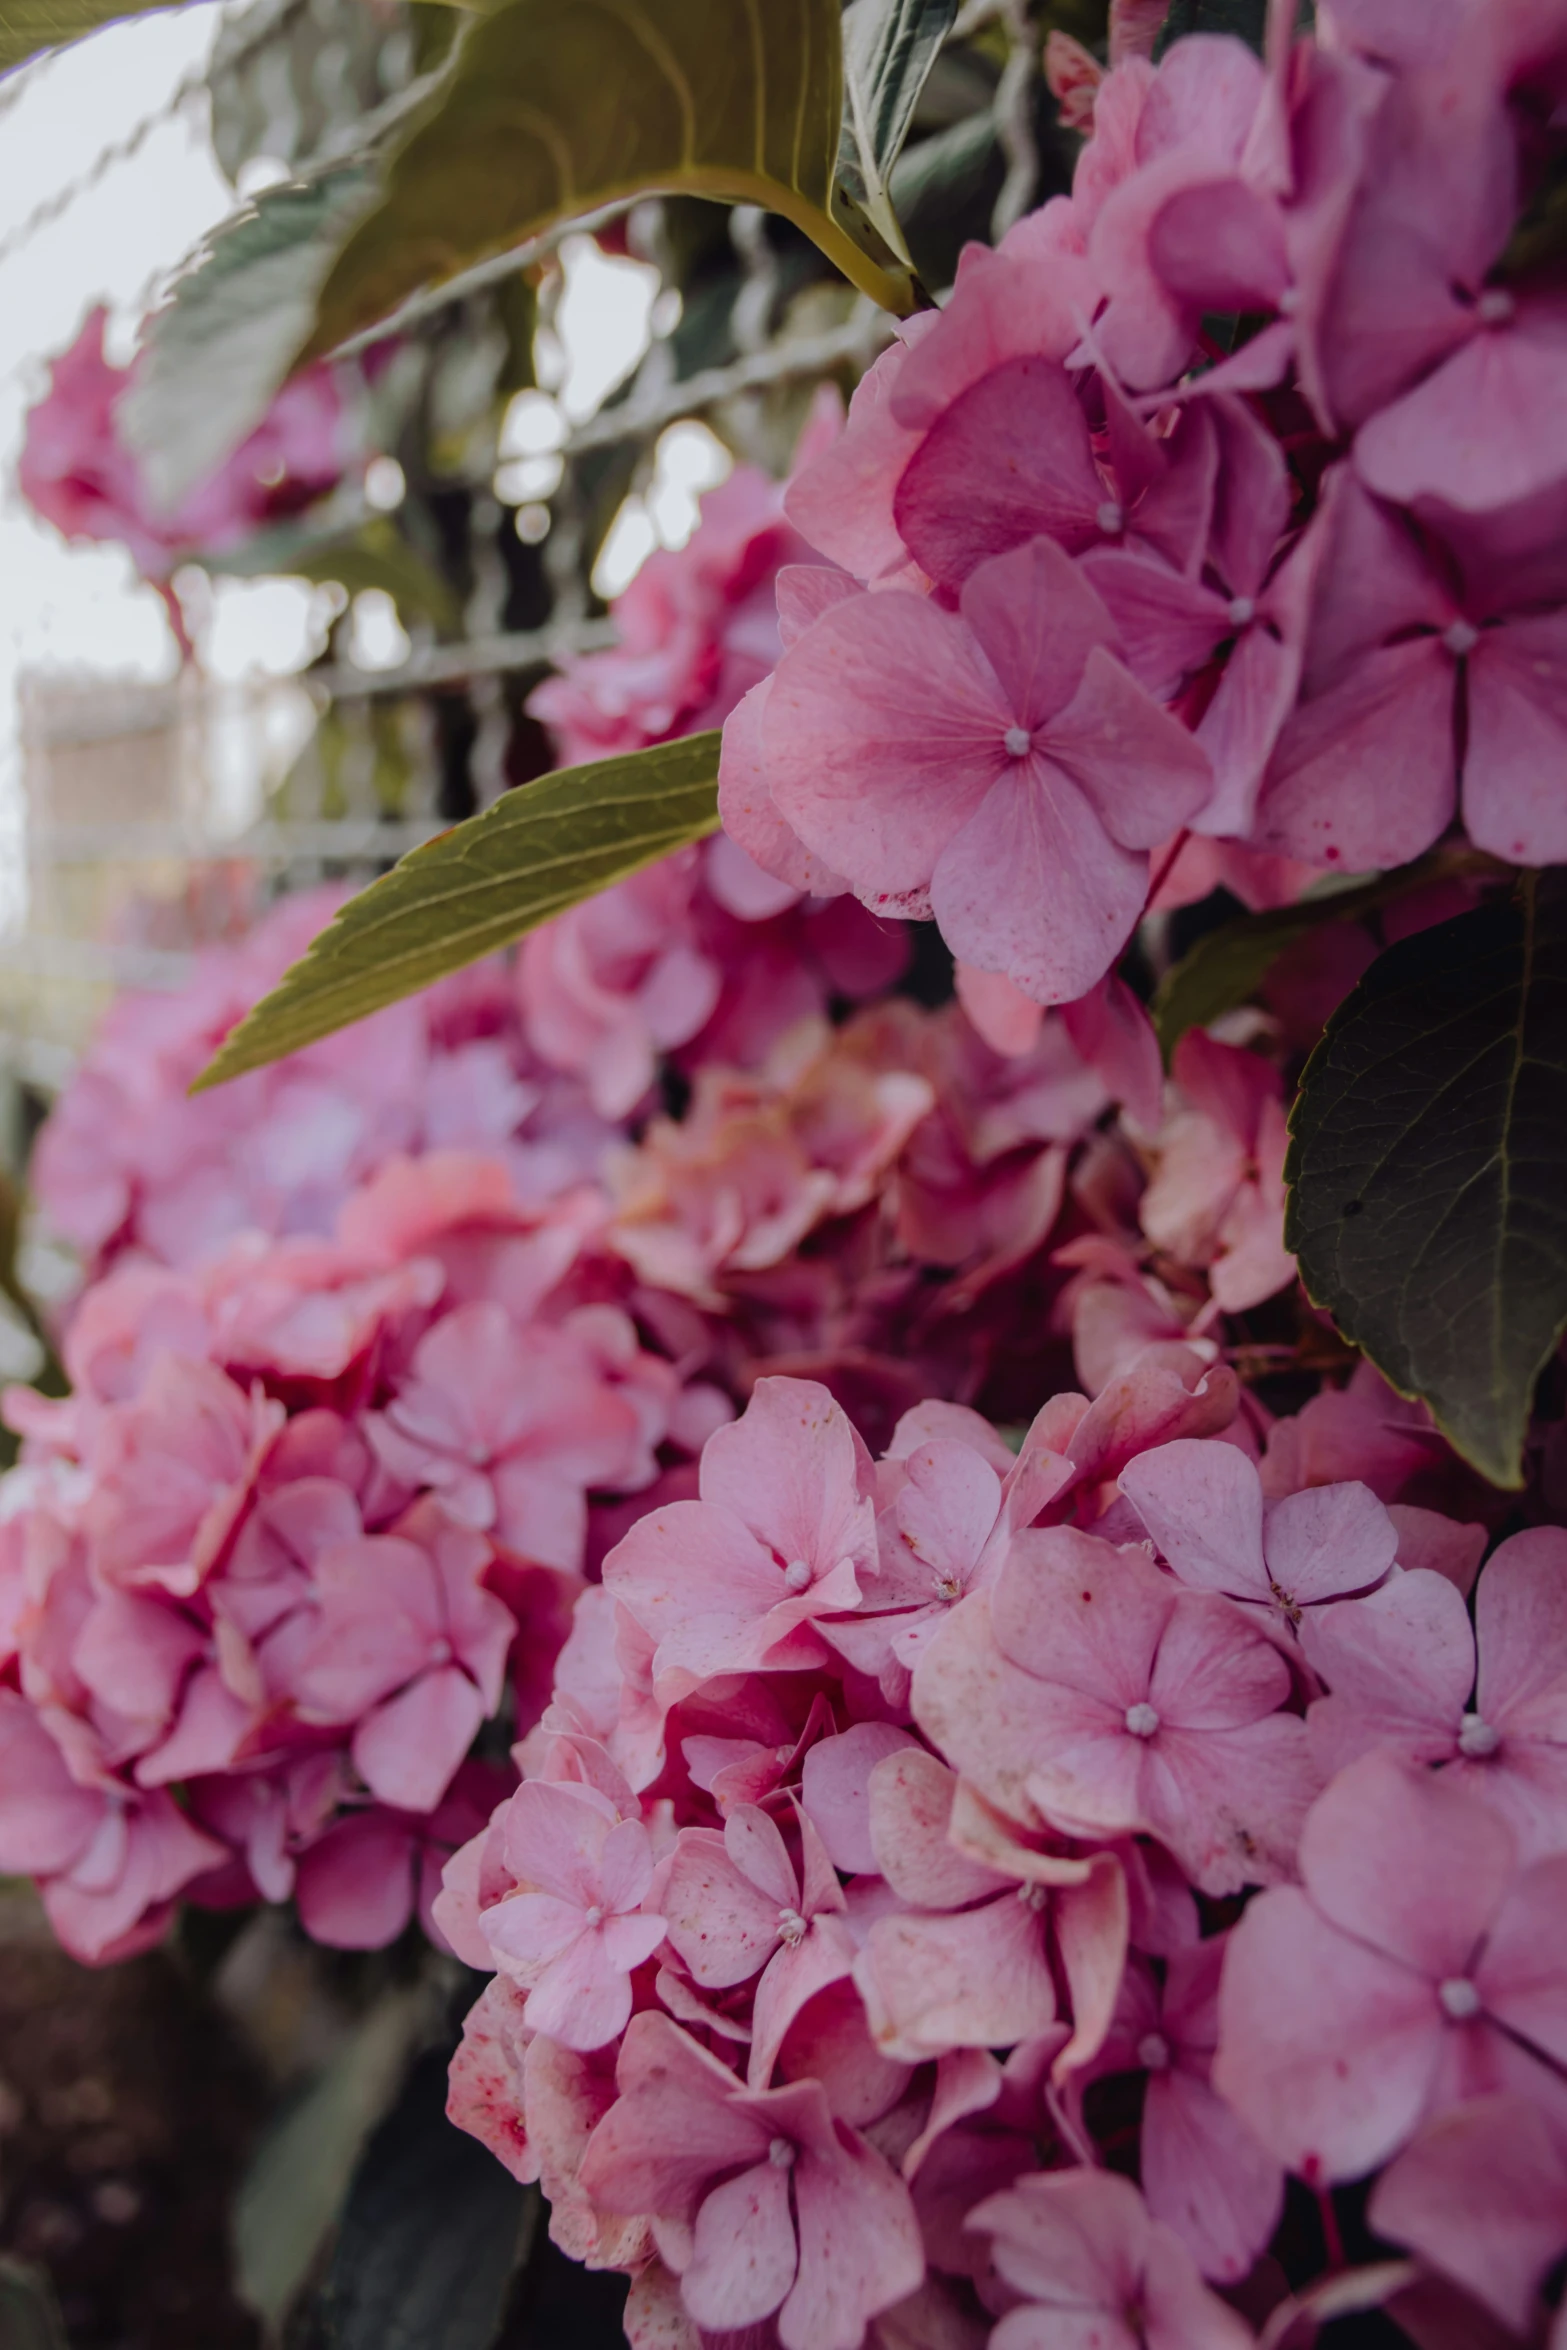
[1137,1031,1296,1314]
[1215,1752,1567,2183]
[1084,1935,1285,2282]
[603,1378,876,1702]
[966,2168,1255,2350]
[479,1779,666,2048]
[1369,2093,1567,2340]
[913,1525,1316,1895]
[1120,1436,1397,1636]
[578,2011,923,2350]
[756,535,1211,1001]
[287,1502,513,1813]
[1304,1527,1567,1861]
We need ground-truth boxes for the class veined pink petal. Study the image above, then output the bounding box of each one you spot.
[892,354,1105,590]
[1120,1438,1268,1604]
[1262,1479,1397,1606]
[1257,637,1456,869]
[781,2120,924,2350]
[682,2158,797,2333]
[959,536,1120,731]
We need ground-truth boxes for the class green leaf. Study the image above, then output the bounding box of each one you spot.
[0,0,175,72]
[1285,885,1567,1490]
[1151,855,1484,1060]
[300,2050,535,2350]
[195,731,723,1088]
[233,1990,426,2330]
[0,2258,69,2350]
[303,0,922,366]
[120,164,380,514]
[206,515,463,633]
[837,0,958,261]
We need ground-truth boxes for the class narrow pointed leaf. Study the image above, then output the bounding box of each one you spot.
[837,0,958,259]
[1285,889,1567,1490]
[303,0,921,365]
[121,164,379,512]
[195,732,723,1089]
[0,0,177,72]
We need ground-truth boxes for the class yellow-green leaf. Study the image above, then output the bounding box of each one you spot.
[0,0,175,73]
[195,731,723,1088]
[302,0,921,364]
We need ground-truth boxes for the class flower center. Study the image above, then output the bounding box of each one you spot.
[1003,726,1032,758]
[1476,286,1514,325]
[583,1904,604,1929]
[1459,1711,1500,1757]
[1443,619,1479,657]
[777,1907,808,1946]
[1227,596,1255,629]
[1096,500,1124,536]
[1438,1976,1481,2021]
[783,1558,812,1593]
[1137,2032,1171,2072]
[1124,1703,1160,1739]
[768,2137,795,2169]
[933,1571,963,1602]
[428,1636,453,1666]
[1276,285,1299,316]
[1017,1881,1049,1912]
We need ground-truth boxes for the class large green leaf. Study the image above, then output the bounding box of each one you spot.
[1286,886,1567,1490]
[837,0,958,262]
[120,164,379,513]
[195,731,723,1088]
[303,0,921,365]
[0,0,176,72]
[299,2050,534,2350]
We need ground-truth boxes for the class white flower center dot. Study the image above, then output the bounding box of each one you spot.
[777,1907,807,1946]
[1227,596,1256,628]
[1477,287,1514,324]
[1137,2032,1171,2072]
[769,2137,796,2169]
[1097,500,1124,535]
[1443,620,1479,657]
[1276,286,1299,316]
[1004,726,1032,758]
[584,1904,604,1929]
[1438,1976,1481,2021]
[1124,1703,1160,1738]
[1459,1712,1500,1757]
[933,1571,963,1603]
[1017,1881,1049,1912]
[429,1636,453,1666]
[783,1558,812,1592]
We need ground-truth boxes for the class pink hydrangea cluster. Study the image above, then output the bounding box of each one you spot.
[721,0,1567,1016]
[34,860,903,1280]
[0,1145,735,1964]
[442,1368,1567,2350]
[20,306,346,644]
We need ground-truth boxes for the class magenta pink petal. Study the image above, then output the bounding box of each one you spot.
[352,1665,484,1814]
[1463,618,1567,867]
[1300,1753,1515,1980]
[1370,2094,1567,2335]
[892,355,1105,590]
[1473,1854,1567,2071]
[1078,549,1229,695]
[1120,1438,1267,1602]
[1045,648,1214,849]
[1257,638,1457,869]
[959,538,1121,730]
[1476,1529,1567,1721]
[1143,2066,1284,2285]
[1263,1480,1397,1605]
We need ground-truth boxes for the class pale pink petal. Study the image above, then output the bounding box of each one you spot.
[854,1890,1058,2061]
[801,1723,921,1878]
[1120,1439,1267,1603]
[1464,618,1567,866]
[1369,2095,1567,2336]
[682,2159,797,2333]
[1263,1480,1398,1606]
[717,678,848,897]
[749,1918,857,2089]
[1477,1528,1567,1721]
[1257,639,1456,869]
[1303,1569,1473,1776]
[783,2123,924,2350]
[1143,2066,1284,2285]
[959,536,1120,730]
[352,1666,484,1814]
[1300,1753,1515,1981]
[524,1921,654,2050]
[1043,648,1214,850]
[664,1826,789,1987]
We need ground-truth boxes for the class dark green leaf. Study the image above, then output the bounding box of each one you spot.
[233,1990,426,2330]
[0,2258,69,2350]
[0,0,174,72]
[303,0,921,366]
[1151,855,1486,1059]
[837,0,959,259]
[1285,886,1567,1490]
[120,165,380,512]
[301,2050,534,2350]
[195,732,722,1087]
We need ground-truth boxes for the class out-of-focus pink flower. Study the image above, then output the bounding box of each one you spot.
[604,1378,876,1703]
[579,2011,924,2350]
[1121,1437,1397,1635]
[1215,1752,1567,2183]
[83,1356,283,1598]
[0,1690,226,1963]
[913,1525,1315,1895]
[1370,2094,1567,2339]
[1138,1030,1295,1312]
[1305,1527,1567,1861]
[292,1766,501,1950]
[365,1302,648,1573]
[1085,1936,1284,2282]
[288,1502,512,1812]
[967,2167,1255,2350]
[480,1778,665,2049]
[759,535,1211,1000]
[20,306,344,594]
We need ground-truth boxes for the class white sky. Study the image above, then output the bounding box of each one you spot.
[0,11,733,938]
